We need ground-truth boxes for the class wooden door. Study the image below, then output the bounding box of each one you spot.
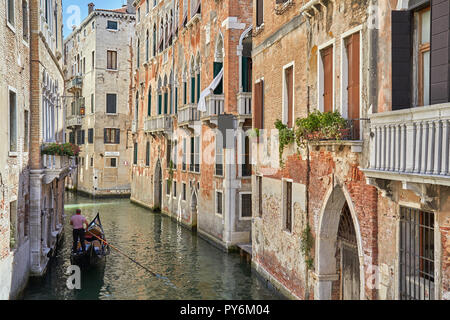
[322,46,333,113]
[346,33,360,138]
[341,244,360,300]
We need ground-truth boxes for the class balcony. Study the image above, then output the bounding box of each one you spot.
[178,104,200,130]
[237,92,252,124]
[66,115,83,127]
[42,154,73,184]
[144,114,173,134]
[201,94,224,126]
[67,76,83,93]
[363,103,450,187]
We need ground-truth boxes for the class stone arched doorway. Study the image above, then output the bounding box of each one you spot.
[315,185,364,300]
[154,160,162,211]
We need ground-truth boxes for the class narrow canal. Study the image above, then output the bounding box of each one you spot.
[22,193,282,300]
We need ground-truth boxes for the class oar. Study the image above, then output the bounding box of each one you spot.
[86,230,176,288]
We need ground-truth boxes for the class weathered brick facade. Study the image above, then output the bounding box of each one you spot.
[252,0,450,300]
[130,0,254,249]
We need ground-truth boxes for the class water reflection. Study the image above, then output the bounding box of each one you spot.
[23,193,283,300]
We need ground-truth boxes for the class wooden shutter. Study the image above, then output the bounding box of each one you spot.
[286,182,292,232]
[197,73,201,103]
[104,128,107,143]
[322,46,333,113]
[430,0,450,104]
[164,91,168,114]
[392,10,412,110]
[285,66,294,128]
[347,33,360,137]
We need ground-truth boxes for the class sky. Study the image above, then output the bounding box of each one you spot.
[62,0,127,38]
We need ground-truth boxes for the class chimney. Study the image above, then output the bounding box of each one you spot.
[127,0,136,14]
[88,3,95,14]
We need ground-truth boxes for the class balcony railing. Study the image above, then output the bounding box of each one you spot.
[237,92,252,117]
[67,76,82,92]
[66,115,83,127]
[42,154,72,184]
[202,94,224,119]
[144,114,173,133]
[178,104,200,127]
[365,103,450,184]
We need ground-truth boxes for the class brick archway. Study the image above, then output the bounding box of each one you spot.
[315,184,365,300]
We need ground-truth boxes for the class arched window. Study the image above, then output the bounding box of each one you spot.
[214,34,224,94]
[190,57,195,103]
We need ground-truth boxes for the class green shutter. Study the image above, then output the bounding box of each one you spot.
[191,77,195,103]
[196,74,200,103]
[183,82,187,104]
[242,57,250,93]
[213,62,223,94]
[175,87,178,113]
[158,94,162,114]
[164,92,168,114]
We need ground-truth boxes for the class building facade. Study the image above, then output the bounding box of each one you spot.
[251,0,449,301]
[0,0,68,299]
[130,0,253,250]
[64,3,135,197]
[0,0,31,300]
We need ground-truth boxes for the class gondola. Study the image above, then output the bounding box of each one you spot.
[70,213,110,268]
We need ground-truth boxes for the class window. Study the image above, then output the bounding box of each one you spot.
[92,21,95,29]
[283,65,294,128]
[106,93,117,113]
[107,20,118,30]
[183,81,187,104]
[9,90,17,152]
[133,142,138,165]
[283,180,292,232]
[145,141,150,166]
[166,180,170,195]
[215,132,223,176]
[190,75,196,103]
[77,129,85,145]
[107,50,117,70]
[167,140,172,167]
[137,38,140,66]
[106,157,117,168]
[344,32,360,138]
[190,136,200,172]
[182,183,186,201]
[256,0,263,27]
[320,45,333,113]
[242,134,251,176]
[88,128,94,144]
[103,128,120,144]
[138,8,141,23]
[216,191,223,215]
[22,1,29,41]
[69,131,75,144]
[400,207,435,300]
[417,7,431,106]
[240,193,252,219]
[254,80,264,129]
[173,140,178,169]
[24,110,29,152]
[92,51,95,70]
[7,0,14,27]
[146,0,149,13]
[257,176,263,217]
[91,94,94,113]
[90,156,94,167]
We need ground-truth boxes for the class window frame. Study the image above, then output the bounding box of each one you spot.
[8,87,18,155]
[105,157,118,168]
[107,20,118,31]
[282,62,295,128]
[215,190,223,217]
[282,179,293,233]
[417,6,431,107]
[318,40,336,113]
[104,128,120,144]
[7,0,15,31]
[106,50,118,71]
[239,192,253,220]
[106,93,118,114]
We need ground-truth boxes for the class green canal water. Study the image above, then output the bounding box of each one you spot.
[22,193,282,300]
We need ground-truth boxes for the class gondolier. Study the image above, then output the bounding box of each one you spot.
[70,209,89,254]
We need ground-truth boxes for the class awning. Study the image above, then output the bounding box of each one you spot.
[197,67,223,112]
